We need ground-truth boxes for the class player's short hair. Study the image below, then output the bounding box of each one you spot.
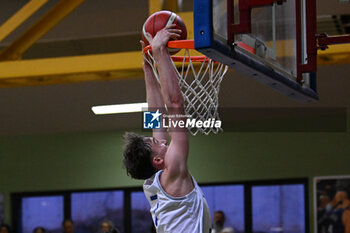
[123,132,157,179]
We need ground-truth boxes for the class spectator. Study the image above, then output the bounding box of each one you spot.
[212,210,235,233]
[62,219,74,233]
[0,224,12,233]
[331,190,350,233]
[317,189,350,233]
[99,220,120,233]
[33,227,46,233]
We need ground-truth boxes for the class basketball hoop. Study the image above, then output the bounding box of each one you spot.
[143,40,229,135]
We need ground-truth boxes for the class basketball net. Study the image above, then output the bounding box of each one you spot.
[144,41,228,135]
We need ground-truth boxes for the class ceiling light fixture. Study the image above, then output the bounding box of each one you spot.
[91,102,148,115]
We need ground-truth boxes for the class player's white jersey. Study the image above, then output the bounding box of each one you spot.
[143,170,212,233]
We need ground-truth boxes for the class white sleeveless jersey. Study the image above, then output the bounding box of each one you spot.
[143,170,212,233]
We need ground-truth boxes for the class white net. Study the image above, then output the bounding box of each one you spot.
[144,48,228,135]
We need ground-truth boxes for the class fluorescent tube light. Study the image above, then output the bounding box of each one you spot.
[92,102,148,115]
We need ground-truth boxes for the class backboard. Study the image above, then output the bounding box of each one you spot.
[193,0,318,102]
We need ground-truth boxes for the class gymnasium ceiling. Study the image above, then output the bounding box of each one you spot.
[0,0,350,136]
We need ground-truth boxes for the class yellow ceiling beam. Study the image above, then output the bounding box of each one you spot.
[0,0,48,42]
[0,51,143,87]
[178,12,194,39]
[0,9,195,88]
[0,0,85,61]
[317,43,350,65]
[0,44,348,87]
[163,0,178,12]
[149,0,162,15]
[148,0,181,14]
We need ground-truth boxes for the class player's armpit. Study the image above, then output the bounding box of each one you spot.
[160,134,193,197]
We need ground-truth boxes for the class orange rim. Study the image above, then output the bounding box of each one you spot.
[168,40,195,49]
[143,40,208,62]
[171,56,210,62]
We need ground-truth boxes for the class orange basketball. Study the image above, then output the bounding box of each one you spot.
[142,11,187,55]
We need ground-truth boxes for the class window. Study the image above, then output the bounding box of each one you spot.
[71,191,124,233]
[131,191,153,233]
[252,184,306,233]
[202,185,245,232]
[21,196,64,233]
[12,179,308,233]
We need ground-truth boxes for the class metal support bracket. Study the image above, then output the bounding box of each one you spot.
[0,0,85,61]
[0,0,48,43]
[297,0,317,81]
[317,33,350,50]
[227,0,286,45]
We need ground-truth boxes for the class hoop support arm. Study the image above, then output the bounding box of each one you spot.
[228,0,286,45]
[317,34,350,50]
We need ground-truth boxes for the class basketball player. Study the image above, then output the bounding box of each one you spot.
[123,25,212,233]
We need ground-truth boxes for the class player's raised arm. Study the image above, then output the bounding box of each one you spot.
[147,26,184,116]
[147,25,191,188]
[141,40,167,141]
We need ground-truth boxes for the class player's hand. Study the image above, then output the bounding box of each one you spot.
[146,24,182,54]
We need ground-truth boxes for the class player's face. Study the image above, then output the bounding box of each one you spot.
[148,137,168,157]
